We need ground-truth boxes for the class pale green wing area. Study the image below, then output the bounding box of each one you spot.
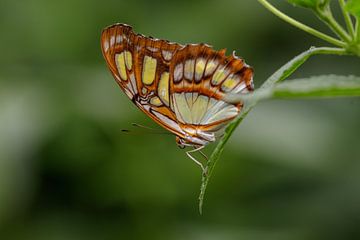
[172,93,238,125]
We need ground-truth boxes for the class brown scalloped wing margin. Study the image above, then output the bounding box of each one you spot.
[170,44,254,100]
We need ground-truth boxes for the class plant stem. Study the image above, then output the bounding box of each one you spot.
[262,47,349,87]
[357,19,360,42]
[257,0,346,47]
[338,0,356,38]
[199,104,253,214]
[198,46,350,214]
[315,5,352,42]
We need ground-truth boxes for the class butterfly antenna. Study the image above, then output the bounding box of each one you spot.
[131,123,157,131]
[121,123,172,135]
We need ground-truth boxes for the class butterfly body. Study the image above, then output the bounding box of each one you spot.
[101,23,254,149]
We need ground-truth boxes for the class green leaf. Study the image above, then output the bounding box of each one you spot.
[270,75,360,98]
[230,75,360,105]
[256,47,348,89]
[198,47,352,214]
[287,0,330,10]
[346,0,360,18]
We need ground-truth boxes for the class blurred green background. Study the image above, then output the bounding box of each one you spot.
[0,0,360,239]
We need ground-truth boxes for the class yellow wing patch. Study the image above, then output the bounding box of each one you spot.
[221,76,239,92]
[124,51,132,70]
[212,67,228,85]
[204,60,218,77]
[116,52,127,80]
[195,58,206,82]
[158,72,170,106]
[142,56,157,85]
[150,96,163,106]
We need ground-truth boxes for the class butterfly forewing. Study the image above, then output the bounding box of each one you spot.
[101,24,188,137]
[101,23,254,146]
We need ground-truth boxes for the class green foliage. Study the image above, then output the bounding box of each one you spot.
[199,46,356,212]
[261,47,347,88]
[199,1,360,213]
[346,0,360,18]
[1,0,360,238]
[287,0,330,10]
[262,0,360,53]
[269,75,360,98]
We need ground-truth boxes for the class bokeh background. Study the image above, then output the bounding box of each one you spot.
[1,0,360,239]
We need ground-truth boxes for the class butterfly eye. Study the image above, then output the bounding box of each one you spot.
[176,136,186,149]
[178,144,186,149]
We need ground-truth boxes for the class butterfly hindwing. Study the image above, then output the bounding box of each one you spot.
[168,44,253,129]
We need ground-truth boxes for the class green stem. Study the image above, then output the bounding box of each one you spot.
[198,47,350,214]
[257,0,346,47]
[262,47,348,87]
[338,0,356,38]
[357,19,360,42]
[315,5,352,42]
[199,104,253,214]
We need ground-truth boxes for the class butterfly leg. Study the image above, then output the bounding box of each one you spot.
[198,148,208,161]
[186,146,208,175]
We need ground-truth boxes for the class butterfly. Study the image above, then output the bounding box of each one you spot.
[101,23,254,171]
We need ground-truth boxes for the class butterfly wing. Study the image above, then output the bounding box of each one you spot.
[101,23,254,145]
